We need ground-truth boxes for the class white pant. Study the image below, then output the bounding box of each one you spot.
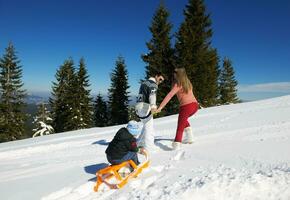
[137,115,155,151]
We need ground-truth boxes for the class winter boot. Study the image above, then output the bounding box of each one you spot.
[183,127,194,144]
[118,165,132,178]
[172,141,182,150]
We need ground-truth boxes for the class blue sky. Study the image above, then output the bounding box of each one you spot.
[0,0,289,101]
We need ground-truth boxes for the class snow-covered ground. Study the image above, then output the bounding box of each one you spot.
[1,95,290,200]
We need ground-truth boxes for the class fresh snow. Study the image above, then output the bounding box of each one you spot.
[1,95,290,200]
[33,121,54,137]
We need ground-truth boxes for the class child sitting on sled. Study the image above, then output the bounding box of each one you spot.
[106,120,144,166]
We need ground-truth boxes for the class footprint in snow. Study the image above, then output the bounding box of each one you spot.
[151,165,165,172]
[171,150,185,161]
[130,176,158,190]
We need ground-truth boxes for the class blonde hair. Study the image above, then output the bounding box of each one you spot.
[174,68,192,93]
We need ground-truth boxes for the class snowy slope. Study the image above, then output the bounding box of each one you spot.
[1,95,290,200]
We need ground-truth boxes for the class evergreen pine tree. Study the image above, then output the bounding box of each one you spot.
[175,0,219,107]
[0,115,4,137]
[219,57,239,104]
[70,58,93,129]
[128,106,138,121]
[0,42,27,142]
[94,93,108,127]
[108,56,130,125]
[32,103,54,137]
[142,2,178,115]
[50,58,76,133]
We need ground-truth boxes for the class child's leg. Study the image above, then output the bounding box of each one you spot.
[174,103,198,142]
[138,115,155,151]
[107,152,139,165]
[137,119,146,147]
[174,108,189,142]
[121,151,140,165]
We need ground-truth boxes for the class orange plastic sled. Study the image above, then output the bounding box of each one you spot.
[94,150,150,192]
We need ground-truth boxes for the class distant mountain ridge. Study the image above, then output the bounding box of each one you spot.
[25,92,138,105]
[26,95,49,104]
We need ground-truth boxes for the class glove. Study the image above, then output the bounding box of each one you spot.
[138,146,145,155]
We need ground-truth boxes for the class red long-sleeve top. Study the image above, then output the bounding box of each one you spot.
[159,84,197,110]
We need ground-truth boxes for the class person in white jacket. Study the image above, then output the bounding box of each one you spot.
[135,72,164,152]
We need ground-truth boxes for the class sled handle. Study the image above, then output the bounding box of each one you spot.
[139,148,149,161]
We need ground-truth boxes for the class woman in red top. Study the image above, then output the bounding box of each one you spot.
[156,68,198,149]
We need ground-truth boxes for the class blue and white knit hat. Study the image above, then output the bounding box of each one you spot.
[126,120,141,135]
